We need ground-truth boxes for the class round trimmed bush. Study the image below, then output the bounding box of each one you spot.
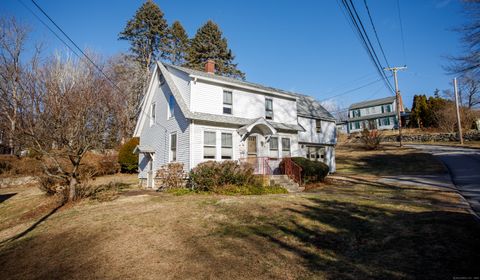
[118,137,139,173]
[280,157,329,183]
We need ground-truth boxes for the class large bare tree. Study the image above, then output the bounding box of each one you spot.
[20,53,116,201]
[106,54,145,142]
[0,17,29,154]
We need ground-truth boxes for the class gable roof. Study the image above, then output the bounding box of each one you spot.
[166,63,335,121]
[296,95,335,121]
[349,96,396,110]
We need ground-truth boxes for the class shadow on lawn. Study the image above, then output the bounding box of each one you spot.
[0,193,16,203]
[219,198,480,279]
[337,152,445,176]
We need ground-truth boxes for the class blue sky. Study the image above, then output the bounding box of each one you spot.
[1,0,467,110]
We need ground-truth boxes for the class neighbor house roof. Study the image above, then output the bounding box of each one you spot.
[349,96,396,110]
[166,64,335,121]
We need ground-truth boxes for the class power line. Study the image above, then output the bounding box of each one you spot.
[28,0,123,93]
[318,75,390,102]
[339,0,395,95]
[17,0,82,59]
[396,0,407,64]
[363,0,390,68]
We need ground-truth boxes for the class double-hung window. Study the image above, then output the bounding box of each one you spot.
[223,90,232,115]
[150,102,156,126]
[315,119,321,133]
[168,94,175,118]
[170,133,177,162]
[269,137,278,158]
[281,138,291,157]
[203,131,216,159]
[265,98,273,120]
[382,104,391,113]
[221,133,233,159]
[354,121,360,129]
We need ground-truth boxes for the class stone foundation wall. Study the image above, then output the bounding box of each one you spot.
[0,176,38,188]
[380,131,480,143]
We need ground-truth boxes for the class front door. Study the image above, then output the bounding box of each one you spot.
[247,136,257,157]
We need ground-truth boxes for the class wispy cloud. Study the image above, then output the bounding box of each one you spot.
[435,0,452,9]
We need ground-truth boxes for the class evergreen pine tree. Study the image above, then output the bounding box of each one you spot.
[187,20,245,80]
[164,21,190,66]
[119,0,168,74]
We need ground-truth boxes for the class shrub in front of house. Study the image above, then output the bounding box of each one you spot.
[156,162,187,189]
[189,160,262,192]
[118,137,139,173]
[360,128,382,150]
[280,157,329,183]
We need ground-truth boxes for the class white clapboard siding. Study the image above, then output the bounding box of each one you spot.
[138,72,190,179]
[167,66,191,107]
[298,117,337,144]
[190,80,298,125]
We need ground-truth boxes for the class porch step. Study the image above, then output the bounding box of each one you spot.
[270,175,304,193]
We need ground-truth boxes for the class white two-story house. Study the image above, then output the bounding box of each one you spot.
[347,96,401,133]
[133,60,337,188]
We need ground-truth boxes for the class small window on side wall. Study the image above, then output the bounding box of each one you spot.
[170,133,177,162]
[315,119,321,133]
[168,94,175,118]
[150,102,156,126]
[265,98,273,120]
[223,90,232,115]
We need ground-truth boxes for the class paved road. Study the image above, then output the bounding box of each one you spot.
[408,144,480,216]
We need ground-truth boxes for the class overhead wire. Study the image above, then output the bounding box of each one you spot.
[363,0,390,68]
[339,0,395,95]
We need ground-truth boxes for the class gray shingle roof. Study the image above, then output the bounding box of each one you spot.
[166,63,334,121]
[349,96,396,110]
[296,95,335,121]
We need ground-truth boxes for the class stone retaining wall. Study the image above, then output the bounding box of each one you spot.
[348,130,480,143]
[0,176,38,188]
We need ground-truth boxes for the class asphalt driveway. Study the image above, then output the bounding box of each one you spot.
[408,144,480,217]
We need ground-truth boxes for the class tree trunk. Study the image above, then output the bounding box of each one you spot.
[69,176,77,201]
[9,118,15,155]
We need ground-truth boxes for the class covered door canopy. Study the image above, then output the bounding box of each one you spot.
[237,117,277,137]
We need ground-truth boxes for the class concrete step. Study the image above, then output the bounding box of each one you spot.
[269,175,302,193]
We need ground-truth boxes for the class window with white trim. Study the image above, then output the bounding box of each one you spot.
[168,94,175,118]
[203,131,216,159]
[150,102,156,126]
[281,138,291,157]
[223,90,232,115]
[269,136,278,158]
[170,133,177,162]
[221,133,233,159]
[265,98,273,120]
[315,119,321,133]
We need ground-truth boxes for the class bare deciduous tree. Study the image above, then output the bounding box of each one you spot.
[20,53,116,201]
[0,17,28,154]
[106,54,146,143]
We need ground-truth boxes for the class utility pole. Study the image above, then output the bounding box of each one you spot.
[453,78,463,145]
[384,66,407,147]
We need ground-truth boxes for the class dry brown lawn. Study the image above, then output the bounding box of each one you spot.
[1,173,480,279]
[335,143,447,176]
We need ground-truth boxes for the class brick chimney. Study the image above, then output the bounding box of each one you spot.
[205,59,215,74]
[398,92,405,113]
